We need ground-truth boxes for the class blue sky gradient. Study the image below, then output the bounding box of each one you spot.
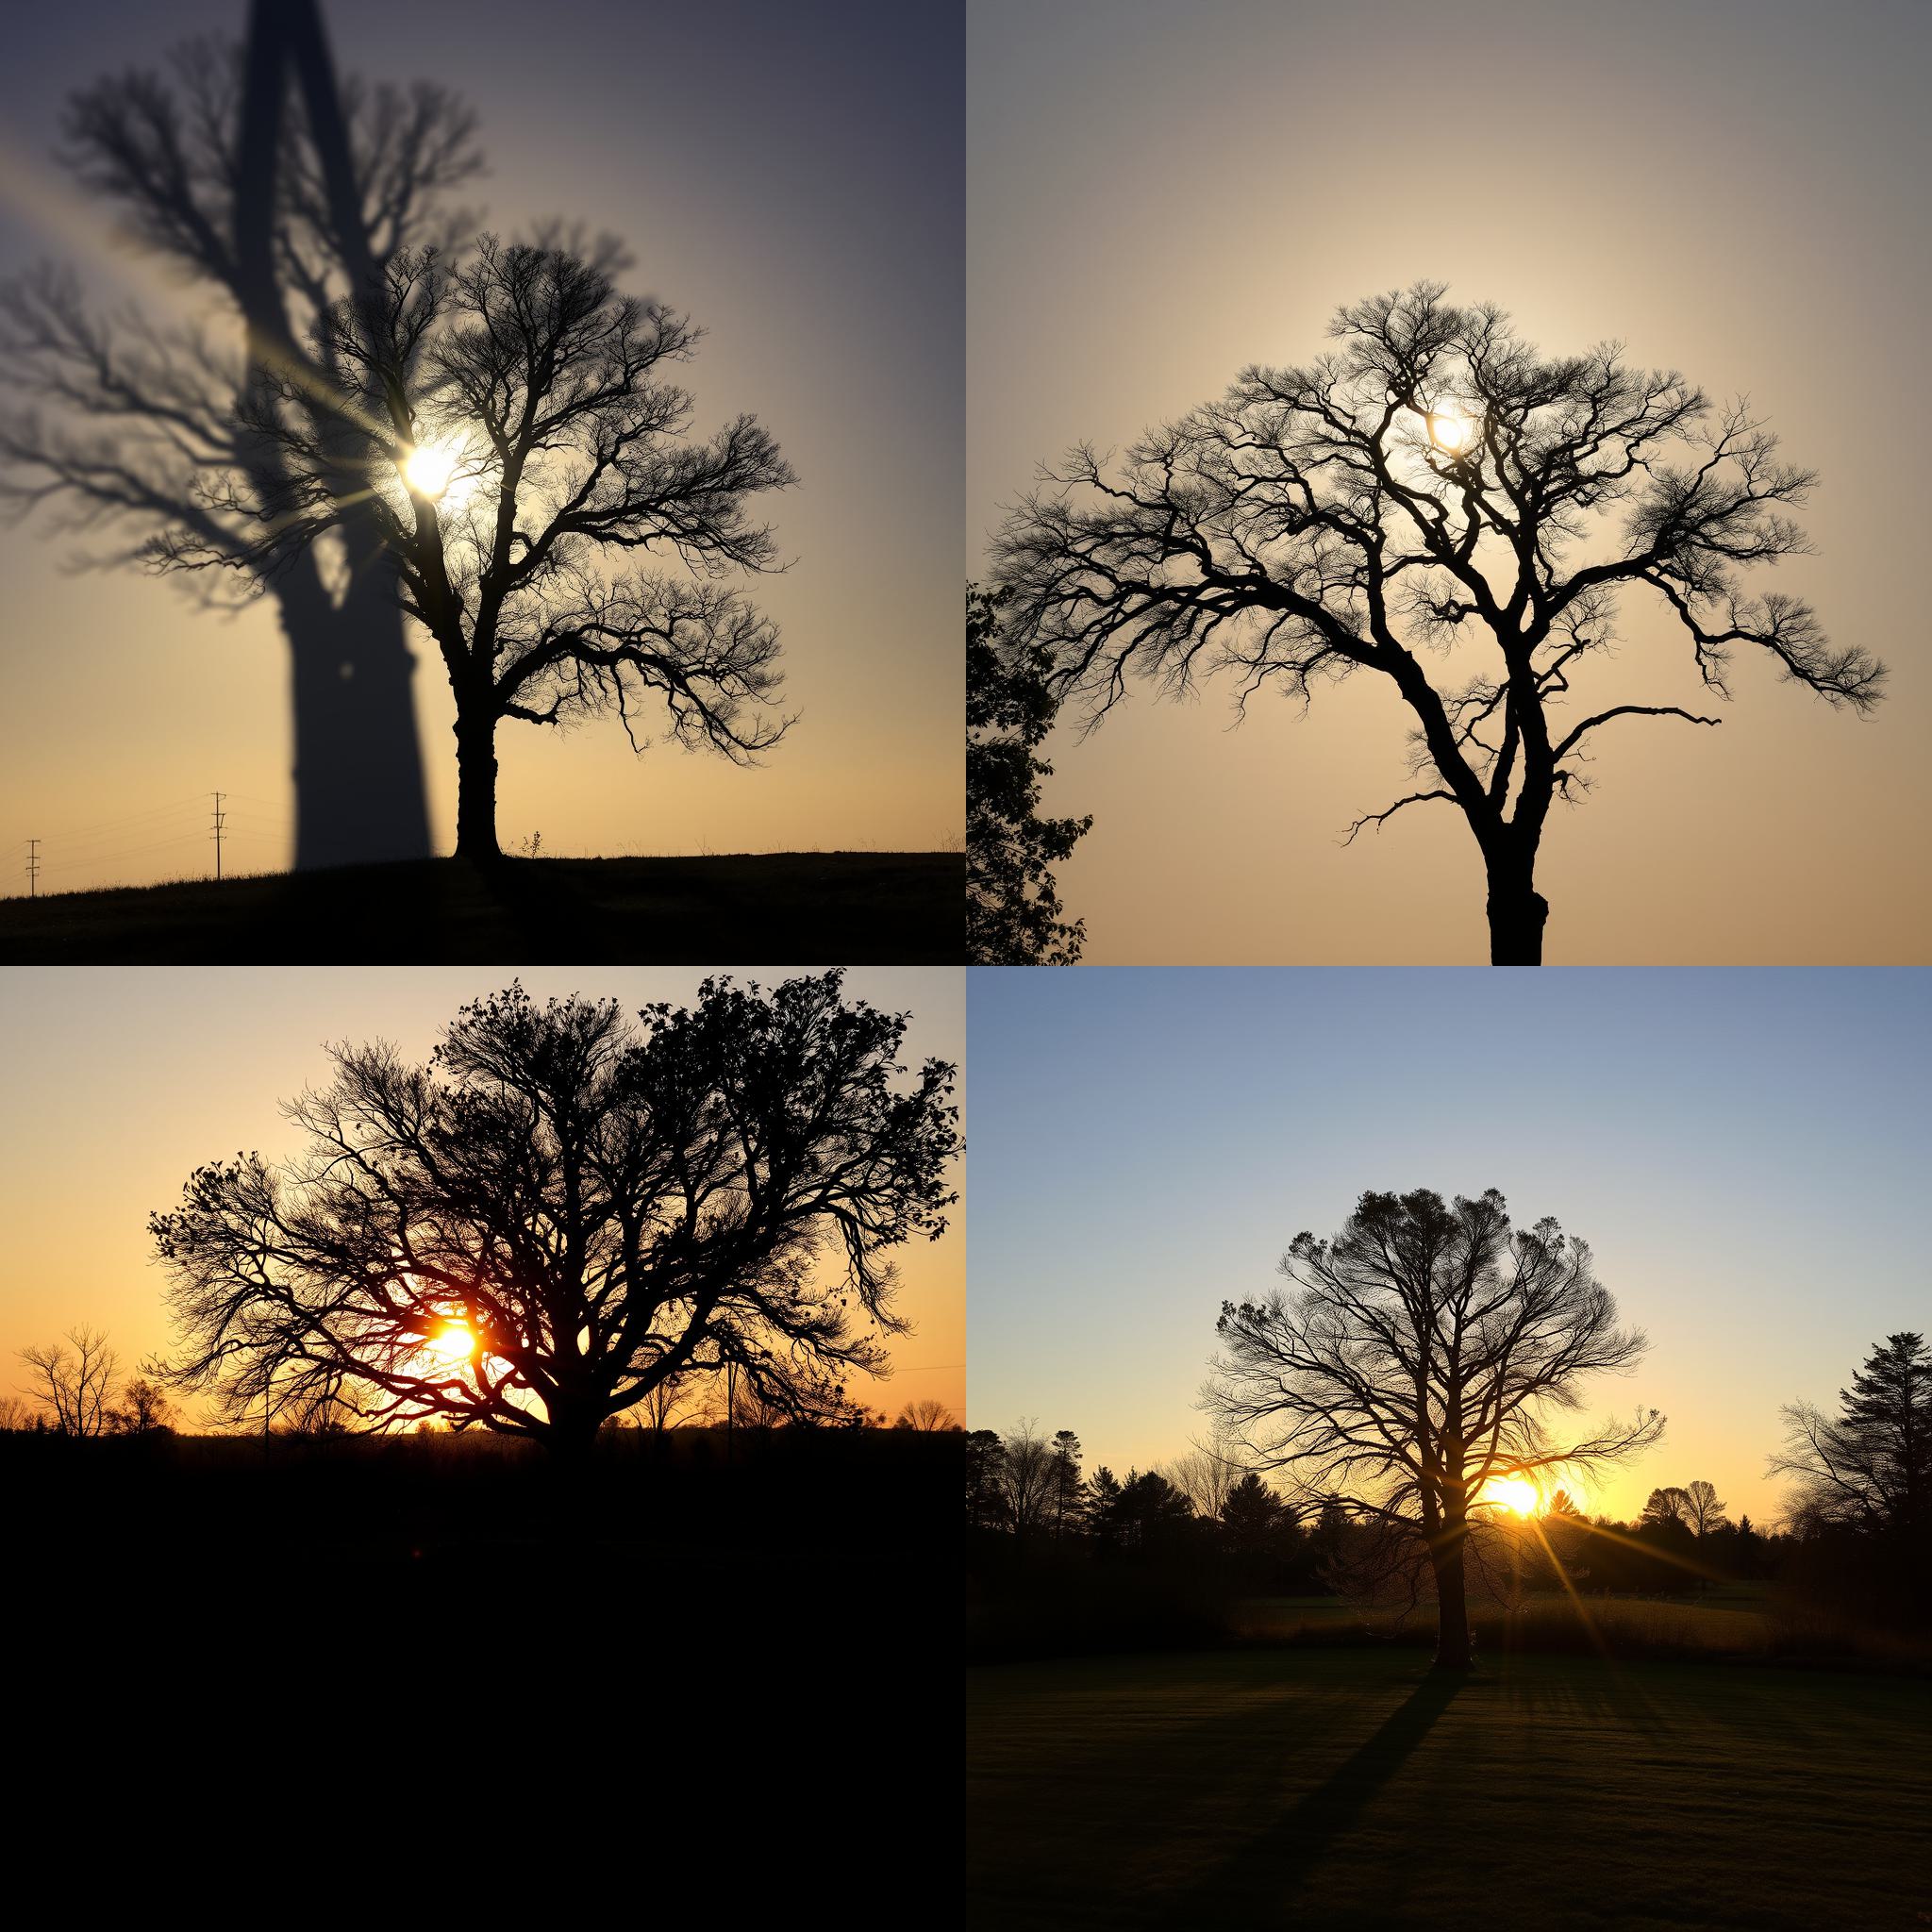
[967,968,1927,1521]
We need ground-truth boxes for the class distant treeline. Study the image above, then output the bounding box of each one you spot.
[973,1424,1785,1582]
[968,1372,1929,1663]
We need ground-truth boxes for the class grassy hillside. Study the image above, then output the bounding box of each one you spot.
[0,850,962,963]
[969,1647,1932,1929]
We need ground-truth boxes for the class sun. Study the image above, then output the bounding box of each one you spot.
[1428,404,1476,453]
[424,1321,475,1362]
[400,441,473,504]
[1484,1476,1540,1516]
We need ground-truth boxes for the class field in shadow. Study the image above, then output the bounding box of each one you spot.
[971,1553,1928,1674]
[968,1646,1932,1930]
[1224,1586,1932,1673]
[0,851,962,963]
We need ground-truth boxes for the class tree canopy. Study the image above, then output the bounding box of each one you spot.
[995,283,1885,961]
[150,974,959,1454]
[1208,1187,1662,1668]
[155,234,795,858]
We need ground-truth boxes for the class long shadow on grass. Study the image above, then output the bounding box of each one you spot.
[1153,1668,1462,1925]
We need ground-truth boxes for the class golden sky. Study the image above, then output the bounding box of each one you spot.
[969,0,1931,964]
[0,0,962,894]
[0,966,964,1432]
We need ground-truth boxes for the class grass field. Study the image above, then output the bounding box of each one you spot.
[1235,1585,1781,1654]
[0,850,962,962]
[969,1646,1932,1929]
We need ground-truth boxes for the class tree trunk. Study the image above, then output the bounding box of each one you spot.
[283,581,432,871]
[1485,855,1549,966]
[1431,1533,1473,1672]
[546,1416,600,1466]
[539,1407,602,1560]
[453,709,502,862]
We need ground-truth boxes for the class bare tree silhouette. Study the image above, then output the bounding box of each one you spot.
[149,974,958,1459]
[997,1419,1058,1541]
[17,1325,120,1437]
[1640,1484,1693,1530]
[107,1376,176,1436]
[1772,1332,1928,1543]
[892,1397,960,1432]
[151,235,795,861]
[1163,1421,1243,1520]
[995,283,1886,963]
[0,2,484,869]
[719,1373,796,1434]
[1676,1477,1730,1539]
[633,1371,694,1435]
[1207,1188,1663,1670]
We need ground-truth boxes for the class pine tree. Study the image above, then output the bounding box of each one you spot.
[967,586,1092,963]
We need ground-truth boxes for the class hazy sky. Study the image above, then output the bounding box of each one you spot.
[0,0,962,893]
[0,965,964,1428]
[966,967,1927,1524]
[969,0,1932,963]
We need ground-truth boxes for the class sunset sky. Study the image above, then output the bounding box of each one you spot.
[969,0,1931,964]
[0,0,961,894]
[966,967,1927,1524]
[0,966,964,1429]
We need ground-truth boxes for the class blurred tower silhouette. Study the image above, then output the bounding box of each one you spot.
[1,0,445,871]
[231,0,432,870]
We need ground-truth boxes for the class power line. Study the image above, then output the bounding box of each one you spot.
[17,793,212,846]
[40,817,210,861]
[35,829,212,869]
[9,791,301,897]
[22,808,215,865]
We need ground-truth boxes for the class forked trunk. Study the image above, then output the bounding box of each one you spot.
[453,709,502,862]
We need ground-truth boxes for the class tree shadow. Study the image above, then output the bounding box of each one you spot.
[0,0,468,869]
[1152,1667,1464,1925]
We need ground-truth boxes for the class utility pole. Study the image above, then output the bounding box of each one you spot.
[210,791,226,881]
[25,839,39,897]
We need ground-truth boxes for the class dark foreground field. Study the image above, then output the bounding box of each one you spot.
[8,1424,957,1628]
[969,1647,1932,1930]
[13,1428,960,1895]
[0,850,962,962]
